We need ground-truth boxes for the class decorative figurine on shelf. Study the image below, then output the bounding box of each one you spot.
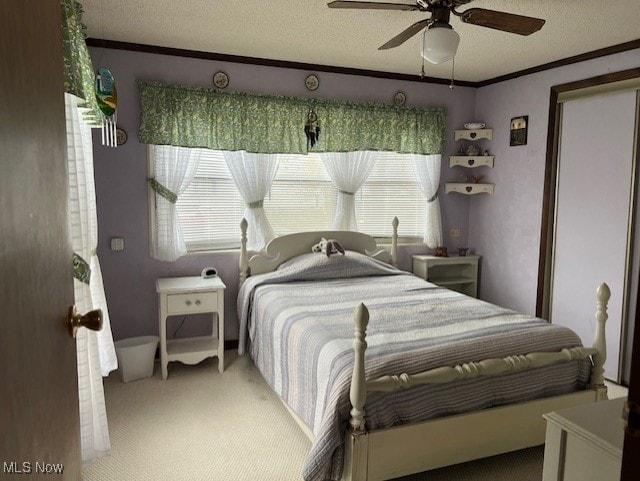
[472,175,485,184]
[466,143,480,156]
[434,246,448,257]
[484,149,490,156]
[457,143,466,155]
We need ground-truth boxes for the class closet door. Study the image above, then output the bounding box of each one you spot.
[550,89,637,381]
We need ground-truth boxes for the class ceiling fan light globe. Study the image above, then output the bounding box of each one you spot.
[421,26,460,64]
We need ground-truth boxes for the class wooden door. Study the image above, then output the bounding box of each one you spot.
[0,1,81,479]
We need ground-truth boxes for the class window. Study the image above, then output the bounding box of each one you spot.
[155,149,427,251]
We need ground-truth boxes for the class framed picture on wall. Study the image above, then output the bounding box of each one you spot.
[510,115,528,146]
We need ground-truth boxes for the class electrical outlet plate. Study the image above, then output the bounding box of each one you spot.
[110,237,125,251]
[450,228,461,238]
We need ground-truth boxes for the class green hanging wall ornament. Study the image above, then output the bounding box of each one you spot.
[95,67,118,147]
[304,108,321,150]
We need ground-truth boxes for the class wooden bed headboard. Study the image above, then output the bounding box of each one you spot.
[239,217,399,284]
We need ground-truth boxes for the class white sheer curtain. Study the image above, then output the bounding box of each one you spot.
[410,154,443,247]
[320,151,376,231]
[65,93,117,462]
[151,145,202,261]
[223,151,280,251]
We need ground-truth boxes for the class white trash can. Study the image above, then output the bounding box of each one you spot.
[114,336,159,383]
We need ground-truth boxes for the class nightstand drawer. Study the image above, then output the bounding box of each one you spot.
[167,292,217,314]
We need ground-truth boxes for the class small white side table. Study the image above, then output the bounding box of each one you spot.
[156,276,226,380]
[412,255,479,298]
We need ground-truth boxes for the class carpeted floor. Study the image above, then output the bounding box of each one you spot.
[83,351,626,481]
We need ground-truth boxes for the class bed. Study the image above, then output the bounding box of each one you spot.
[237,218,610,481]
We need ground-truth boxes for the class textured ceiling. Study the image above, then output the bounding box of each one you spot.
[81,0,640,82]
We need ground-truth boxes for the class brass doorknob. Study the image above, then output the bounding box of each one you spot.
[68,306,103,338]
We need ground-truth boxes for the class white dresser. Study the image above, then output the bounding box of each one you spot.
[156,276,226,380]
[542,397,625,481]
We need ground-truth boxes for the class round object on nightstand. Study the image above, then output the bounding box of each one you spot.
[393,91,406,106]
[305,74,319,91]
[213,71,229,89]
[116,128,128,146]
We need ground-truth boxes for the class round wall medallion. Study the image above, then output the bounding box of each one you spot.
[116,128,128,146]
[305,74,319,91]
[393,91,406,106]
[213,71,229,89]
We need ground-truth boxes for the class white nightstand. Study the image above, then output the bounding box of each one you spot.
[156,276,226,380]
[412,255,479,298]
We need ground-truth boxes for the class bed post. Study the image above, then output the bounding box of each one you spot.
[342,303,370,481]
[590,282,610,399]
[391,217,398,267]
[350,303,369,433]
[239,218,249,286]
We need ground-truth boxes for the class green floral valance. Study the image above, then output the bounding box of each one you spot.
[138,81,446,155]
[61,0,102,126]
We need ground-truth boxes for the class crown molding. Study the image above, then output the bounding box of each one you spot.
[85,38,477,88]
[477,39,640,88]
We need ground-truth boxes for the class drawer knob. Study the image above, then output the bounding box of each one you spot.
[195,300,201,305]
[185,300,192,306]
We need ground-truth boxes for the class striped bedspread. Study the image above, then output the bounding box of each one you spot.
[237,252,590,481]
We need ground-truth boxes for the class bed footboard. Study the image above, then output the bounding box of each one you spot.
[344,283,611,481]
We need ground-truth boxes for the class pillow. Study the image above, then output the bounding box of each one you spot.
[275,250,402,281]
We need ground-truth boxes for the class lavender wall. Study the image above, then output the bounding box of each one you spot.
[471,49,640,315]
[90,47,477,342]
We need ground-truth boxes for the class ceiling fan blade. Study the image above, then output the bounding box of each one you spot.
[378,18,430,50]
[460,8,545,36]
[328,1,419,11]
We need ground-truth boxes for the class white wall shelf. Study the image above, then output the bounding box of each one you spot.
[445,183,494,195]
[449,156,494,168]
[454,128,493,141]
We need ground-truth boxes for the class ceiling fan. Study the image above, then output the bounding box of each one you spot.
[328,0,545,64]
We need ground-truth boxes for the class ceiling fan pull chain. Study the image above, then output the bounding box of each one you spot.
[450,57,455,90]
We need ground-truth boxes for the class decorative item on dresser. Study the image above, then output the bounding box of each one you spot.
[237,217,611,481]
[433,246,448,257]
[156,276,226,379]
[447,123,495,195]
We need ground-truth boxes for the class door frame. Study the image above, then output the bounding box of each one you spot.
[536,68,640,384]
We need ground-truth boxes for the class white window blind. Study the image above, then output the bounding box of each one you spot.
[167,149,426,251]
[358,151,426,237]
